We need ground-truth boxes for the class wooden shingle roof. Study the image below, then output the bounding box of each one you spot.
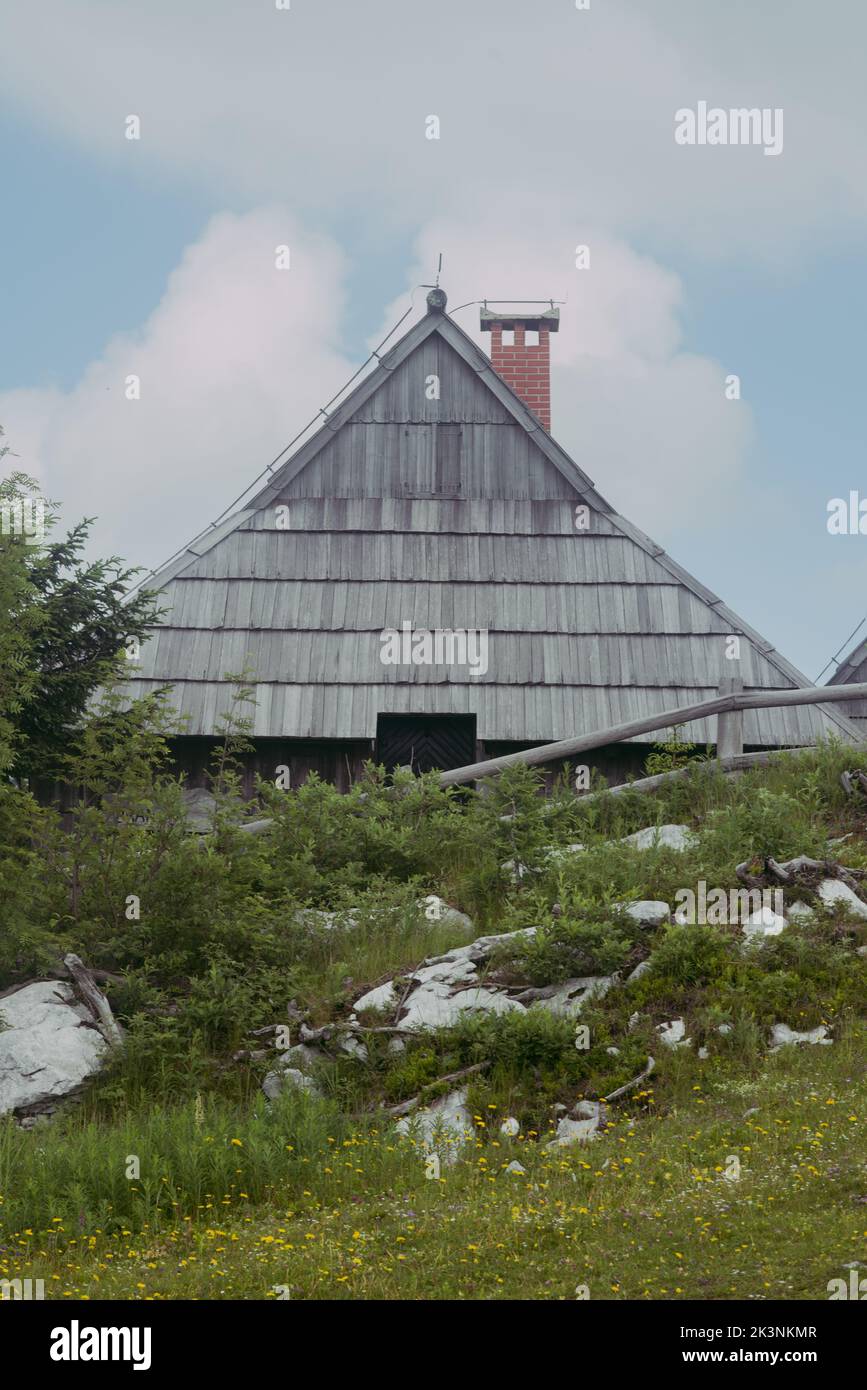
[826,633,867,728]
[122,303,860,748]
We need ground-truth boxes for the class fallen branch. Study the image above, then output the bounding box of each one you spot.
[63,953,123,1048]
[767,857,793,883]
[735,860,764,889]
[603,1056,655,1104]
[385,1060,491,1117]
[299,1019,424,1045]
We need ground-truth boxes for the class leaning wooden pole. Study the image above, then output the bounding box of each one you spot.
[438,681,867,788]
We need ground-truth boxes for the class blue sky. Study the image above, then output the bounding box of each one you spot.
[2,0,866,683]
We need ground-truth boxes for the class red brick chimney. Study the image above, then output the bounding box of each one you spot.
[480,306,559,431]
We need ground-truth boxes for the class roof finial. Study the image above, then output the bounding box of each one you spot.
[424,254,446,312]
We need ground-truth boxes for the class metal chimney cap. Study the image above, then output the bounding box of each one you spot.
[479,306,559,332]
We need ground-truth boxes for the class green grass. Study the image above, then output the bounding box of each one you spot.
[4,742,867,1300]
[2,1024,865,1301]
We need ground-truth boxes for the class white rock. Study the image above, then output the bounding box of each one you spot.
[338,1034,368,1062]
[573,1100,604,1121]
[769,1023,832,1050]
[504,1160,526,1175]
[620,900,671,927]
[0,981,108,1116]
[857,945,867,958]
[500,1117,520,1137]
[399,983,524,1031]
[626,959,652,983]
[605,1045,621,1056]
[535,975,615,1018]
[262,1065,321,1101]
[461,926,538,960]
[742,907,787,941]
[411,956,478,987]
[657,1018,690,1049]
[786,900,815,923]
[420,896,473,930]
[180,786,217,832]
[544,1113,600,1151]
[698,1046,709,1059]
[354,980,398,1013]
[501,859,529,882]
[619,824,697,852]
[395,1087,473,1162]
[817,880,867,919]
[423,929,537,972]
[277,1043,321,1071]
[544,843,586,862]
[237,818,274,836]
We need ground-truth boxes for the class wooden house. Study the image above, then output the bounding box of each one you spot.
[826,634,867,733]
[122,288,859,790]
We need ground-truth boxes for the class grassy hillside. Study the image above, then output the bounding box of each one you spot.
[2,741,867,1301]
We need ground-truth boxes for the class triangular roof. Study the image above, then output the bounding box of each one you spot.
[123,302,861,749]
[828,632,867,688]
[825,631,867,731]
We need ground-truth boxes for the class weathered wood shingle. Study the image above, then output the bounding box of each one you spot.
[122,304,859,750]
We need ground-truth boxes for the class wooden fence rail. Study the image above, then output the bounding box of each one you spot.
[437,680,867,788]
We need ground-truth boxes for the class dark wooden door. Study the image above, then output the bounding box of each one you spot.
[376,715,476,774]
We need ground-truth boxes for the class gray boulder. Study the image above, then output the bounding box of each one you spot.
[420,896,473,930]
[262,1062,321,1101]
[619,900,671,927]
[619,824,697,852]
[180,787,217,832]
[817,880,867,919]
[769,1023,832,1050]
[626,959,652,983]
[395,1087,473,1163]
[0,981,108,1117]
[354,980,398,1012]
[656,1018,691,1049]
[544,1111,601,1151]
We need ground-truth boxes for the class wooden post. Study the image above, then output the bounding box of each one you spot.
[437,679,867,788]
[716,677,744,761]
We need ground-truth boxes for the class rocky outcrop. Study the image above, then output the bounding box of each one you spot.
[769,1023,833,1050]
[261,1061,321,1101]
[0,981,109,1120]
[619,824,697,852]
[544,1101,606,1151]
[352,925,621,1030]
[816,879,867,919]
[395,1087,474,1163]
[741,906,787,941]
[621,900,671,927]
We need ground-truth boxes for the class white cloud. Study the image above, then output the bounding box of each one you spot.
[1,0,865,262]
[377,219,754,534]
[1,207,753,568]
[0,209,353,571]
